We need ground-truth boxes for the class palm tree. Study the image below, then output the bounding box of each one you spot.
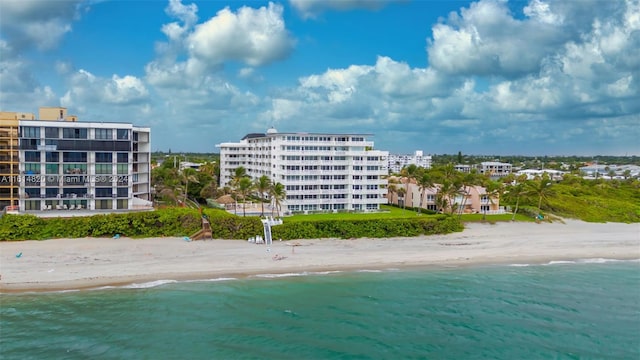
[269,182,286,217]
[181,168,199,205]
[386,176,400,205]
[416,171,434,214]
[482,179,502,221]
[527,174,554,215]
[254,175,271,216]
[230,167,248,215]
[503,174,528,221]
[237,177,254,217]
[396,187,406,209]
[387,183,398,205]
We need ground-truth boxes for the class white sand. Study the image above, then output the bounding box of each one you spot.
[1,220,638,292]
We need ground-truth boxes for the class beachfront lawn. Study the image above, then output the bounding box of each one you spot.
[284,205,421,222]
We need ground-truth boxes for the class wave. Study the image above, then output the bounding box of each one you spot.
[544,258,640,266]
[253,270,343,279]
[121,280,178,289]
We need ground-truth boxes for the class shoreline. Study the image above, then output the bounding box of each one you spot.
[1,220,639,293]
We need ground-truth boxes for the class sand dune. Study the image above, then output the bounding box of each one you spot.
[1,220,638,292]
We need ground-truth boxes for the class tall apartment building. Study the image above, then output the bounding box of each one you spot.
[217,128,389,213]
[0,107,151,212]
[387,150,432,174]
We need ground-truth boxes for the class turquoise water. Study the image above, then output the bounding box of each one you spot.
[1,261,639,359]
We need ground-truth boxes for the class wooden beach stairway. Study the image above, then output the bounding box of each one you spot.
[189,217,212,240]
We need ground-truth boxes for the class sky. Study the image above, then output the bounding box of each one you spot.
[0,0,638,156]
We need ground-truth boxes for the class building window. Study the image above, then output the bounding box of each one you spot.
[117,129,129,140]
[44,128,59,138]
[95,164,112,174]
[24,151,40,162]
[95,152,113,163]
[95,188,112,198]
[24,163,40,174]
[117,153,128,163]
[22,127,40,138]
[45,164,59,175]
[63,128,87,139]
[25,188,40,198]
[45,188,59,198]
[95,129,113,140]
[25,200,41,210]
[117,199,128,209]
[63,164,87,174]
[63,152,87,162]
[95,199,113,209]
[46,152,59,162]
[116,187,128,198]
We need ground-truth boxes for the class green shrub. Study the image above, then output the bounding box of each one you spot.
[0,208,463,241]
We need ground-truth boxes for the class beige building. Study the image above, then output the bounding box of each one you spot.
[0,114,23,210]
[387,177,502,214]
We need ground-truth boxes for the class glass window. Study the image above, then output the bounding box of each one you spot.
[117,164,128,174]
[25,151,40,162]
[45,188,59,198]
[95,152,113,163]
[46,152,59,162]
[95,129,113,140]
[95,199,113,209]
[44,128,59,138]
[45,164,59,174]
[116,129,129,140]
[95,164,112,174]
[22,127,40,138]
[117,187,128,197]
[63,164,87,174]
[63,128,87,139]
[95,188,112,198]
[25,200,41,210]
[117,199,128,209]
[24,163,40,174]
[63,152,87,162]
[25,188,40,198]
[117,153,128,163]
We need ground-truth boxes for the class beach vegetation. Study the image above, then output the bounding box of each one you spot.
[0,206,463,241]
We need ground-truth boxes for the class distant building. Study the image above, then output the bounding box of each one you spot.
[515,169,566,181]
[478,161,512,178]
[454,164,471,173]
[217,128,389,213]
[1,107,151,212]
[179,161,202,171]
[387,150,432,173]
[387,176,502,214]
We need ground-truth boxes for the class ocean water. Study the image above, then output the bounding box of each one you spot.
[1,261,639,359]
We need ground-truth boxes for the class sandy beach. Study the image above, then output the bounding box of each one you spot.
[1,220,638,292]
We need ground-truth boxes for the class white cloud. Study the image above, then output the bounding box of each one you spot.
[0,0,83,51]
[289,0,398,19]
[62,70,149,107]
[186,2,295,67]
[428,0,566,77]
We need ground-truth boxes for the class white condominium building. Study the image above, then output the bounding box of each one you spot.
[388,150,432,174]
[217,128,389,213]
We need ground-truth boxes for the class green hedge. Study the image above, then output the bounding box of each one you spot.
[272,215,463,240]
[0,208,462,241]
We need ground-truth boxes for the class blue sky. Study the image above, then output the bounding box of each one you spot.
[1,0,638,155]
